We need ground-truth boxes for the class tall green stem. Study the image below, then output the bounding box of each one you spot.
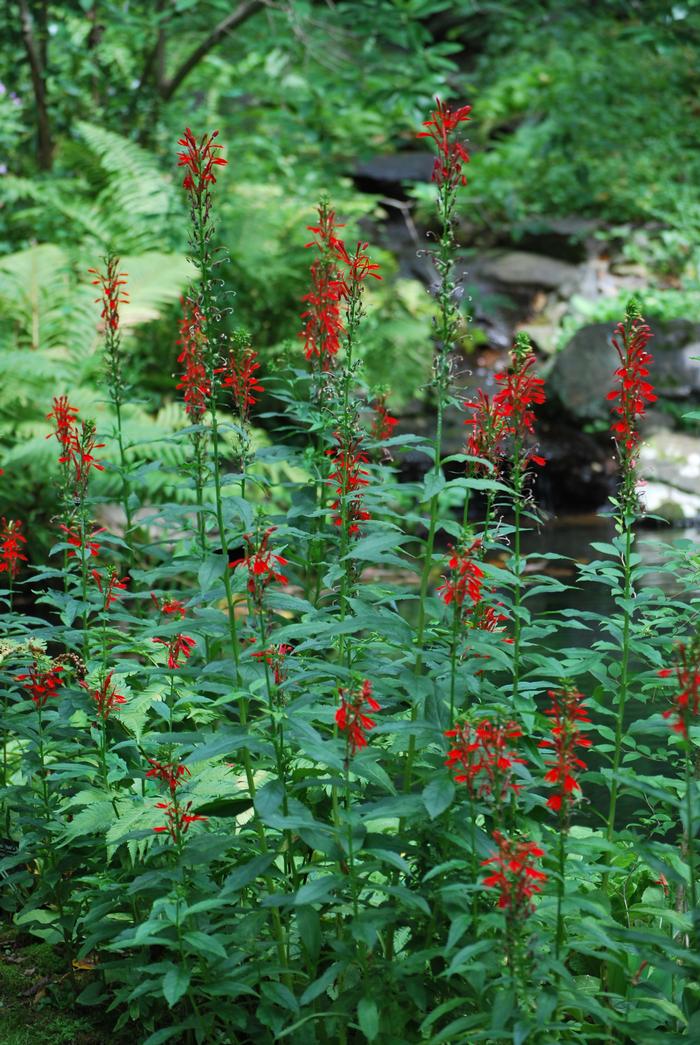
[685,749,697,913]
[511,465,523,708]
[606,522,633,841]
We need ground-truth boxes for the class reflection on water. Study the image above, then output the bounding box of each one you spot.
[521,512,699,626]
[520,513,699,825]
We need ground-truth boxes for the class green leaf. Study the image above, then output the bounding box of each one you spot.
[299,962,342,1006]
[183,931,227,960]
[294,875,342,906]
[422,777,455,819]
[162,965,190,1007]
[358,998,379,1041]
[422,471,445,501]
[143,1027,188,1045]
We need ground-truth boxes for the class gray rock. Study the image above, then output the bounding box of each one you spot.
[479,251,580,291]
[547,319,700,421]
[639,433,700,499]
[355,153,436,186]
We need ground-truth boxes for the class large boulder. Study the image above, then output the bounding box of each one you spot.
[547,319,700,421]
[478,251,580,292]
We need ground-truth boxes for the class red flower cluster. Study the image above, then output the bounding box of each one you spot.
[539,685,591,812]
[482,831,547,915]
[92,568,128,609]
[607,312,655,461]
[370,395,398,442]
[46,395,79,455]
[151,592,187,619]
[300,203,346,366]
[88,257,128,333]
[82,671,126,721]
[47,402,105,492]
[216,336,264,422]
[70,421,106,488]
[332,240,382,286]
[147,757,206,842]
[0,517,27,578]
[336,680,380,757]
[231,527,288,607]
[326,432,371,535]
[437,539,484,610]
[445,719,526,802]
[147,759,190,794]
[154,799,208,843]
[48,412,105,498]
[252,643,293,686]
[177,128,227,196]
[176,299,210,418]
[59,524,104,559]
[153,633,196,669]
[493,335,546,465]
[16,661,65,709]
[464,390,508,475]
[417,97,472,189]
[659,641,700,738]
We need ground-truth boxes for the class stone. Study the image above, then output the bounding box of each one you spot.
[639,432,700,498]
[642,482,700,523]
[478,251,580,291]
[547,319,700,421]
[354,153,435,190]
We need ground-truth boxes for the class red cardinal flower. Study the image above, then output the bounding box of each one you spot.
[16,661,65,709]
[300,201,346,367]
[152,633,196,669]
[493,334,546,465]
[336,680,380,757]
[82,671,127,720]
[326,432,371,535]
[252,643,293,686]
[59,524,105,559]
[176,299,210,418]
[331,240,382,285]
[482,831,547,916]
[659,640,700,738]
[150,592,187,620]
[215,331,264,422]
[46,395,79,455]
[445,719,526,803]
[154,800,208,843]
[369,395,398,443]
[538,685,591,812]
[607,305,654,464]
[88,257,128,332]
[437,539,485,610]
[147,756,206,842]
[0,518,27,578]
[58,419,105,496]
[231,527,288,609]
[464,389,508,475]
[92,568,129,609]
[146,759,190,794]
[417,97,472,189]
[177,128,227,196]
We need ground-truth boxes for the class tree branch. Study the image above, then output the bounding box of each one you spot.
[18,0,53,170]
[159,0,266,101]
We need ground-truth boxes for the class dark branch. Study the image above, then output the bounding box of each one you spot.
[159,0,266,101]
[18,0,53,170]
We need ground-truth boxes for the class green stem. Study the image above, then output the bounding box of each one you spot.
[344,754,358,919]
[448,597,460,724]
[606,522,633,841]
[685,748,697,913]
[511,464,523,710]
[555,820,566,962]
